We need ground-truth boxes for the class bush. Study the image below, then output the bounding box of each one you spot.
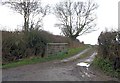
[2,29,83,64]
[2,31,26,64]
[2,30,50,64]
[93,56,120,79]
[26,29,48,57]
[98,31,120,70]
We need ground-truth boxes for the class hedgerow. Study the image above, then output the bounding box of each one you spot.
[98,31,120,70]
[2,29,82,64]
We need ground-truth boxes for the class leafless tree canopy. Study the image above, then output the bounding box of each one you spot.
[54,0,98,40]
[2,0,50,31]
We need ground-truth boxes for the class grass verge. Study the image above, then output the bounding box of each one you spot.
[2,45,88,69]
[93,56,120,79]
[79,46,96,59]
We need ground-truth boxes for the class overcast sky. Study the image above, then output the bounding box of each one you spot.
[0,0,119,45]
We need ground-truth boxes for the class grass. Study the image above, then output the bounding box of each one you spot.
[70,46,96,62]
[2,45,88,69]
[93,56,120,79]
[79,46,96,59]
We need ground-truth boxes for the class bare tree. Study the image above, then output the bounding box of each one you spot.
[54,0,98,40]
[2,0,50,31]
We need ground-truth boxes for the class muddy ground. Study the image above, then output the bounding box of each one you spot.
[2,48,120,82]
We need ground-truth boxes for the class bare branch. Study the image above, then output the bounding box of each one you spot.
[54,0,98,40]
[2,0,50,31]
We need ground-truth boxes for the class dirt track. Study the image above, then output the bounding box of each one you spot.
[2,48,120,81]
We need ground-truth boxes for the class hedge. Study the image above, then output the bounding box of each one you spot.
[98,31,120,70]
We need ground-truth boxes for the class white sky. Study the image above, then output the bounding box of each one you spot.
[0,0,119,45]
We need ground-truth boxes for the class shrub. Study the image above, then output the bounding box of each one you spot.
[25,29,47,57]
[2,30,49,64]
[2,31,26,64]
[93,56,120,78]
[2,29,83,64]
[98,31,120,70]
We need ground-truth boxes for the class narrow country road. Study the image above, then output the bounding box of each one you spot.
[2,48,120,81]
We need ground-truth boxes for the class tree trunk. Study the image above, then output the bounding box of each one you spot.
[24,15,27,31]
[70,35,77,40]
[23,1,29,32]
